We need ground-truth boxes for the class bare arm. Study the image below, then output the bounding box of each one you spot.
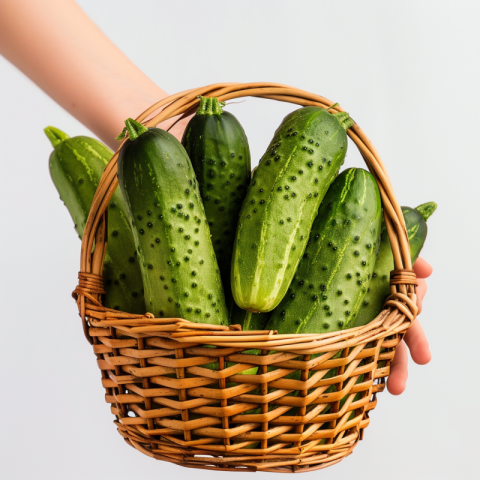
[0,0,183,148]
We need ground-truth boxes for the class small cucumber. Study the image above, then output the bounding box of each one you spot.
[46,126,145,313]
[181,97,251,324]
[267,168,382,334]
[117,119,228,324]
[231,106,354,313]
[353,201,437,327]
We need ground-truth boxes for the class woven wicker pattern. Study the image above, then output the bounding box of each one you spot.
[73,83,418,472]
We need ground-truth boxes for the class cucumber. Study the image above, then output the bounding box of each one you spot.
[117,119,228,324]
[353,201,437,327]
[228,167,271,331]
[231,106,354,313]
[46,126,145,314]
[266,168,382,334]
[181,96,251,324]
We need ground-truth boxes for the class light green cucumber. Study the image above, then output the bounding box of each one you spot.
[46,126,145,313]
[353,201,437,327]
[267,168,382,334]
[117,119,228,324]
[231,106,354,313]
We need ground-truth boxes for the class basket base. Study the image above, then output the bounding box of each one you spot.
[120,426,362,473]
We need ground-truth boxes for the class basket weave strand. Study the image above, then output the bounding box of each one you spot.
[73,83,417,472]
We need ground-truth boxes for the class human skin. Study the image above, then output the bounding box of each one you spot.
[387,257,433,395]
[0,0,189,148]
[0,0,431,394]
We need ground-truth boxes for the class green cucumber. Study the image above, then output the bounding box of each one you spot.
[46,126,145,314]
[230,168,271,331]
[181,96,252,324]
[231,106,354,313]
[267,168,382,334]
[117,119,228,324]
[353,201,437,327]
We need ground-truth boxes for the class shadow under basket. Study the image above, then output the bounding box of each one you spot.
[73,83,418,473]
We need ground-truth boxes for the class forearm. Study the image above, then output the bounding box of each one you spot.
[0,0,168,148]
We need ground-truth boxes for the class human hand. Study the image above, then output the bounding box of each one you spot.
[387,257,433,395]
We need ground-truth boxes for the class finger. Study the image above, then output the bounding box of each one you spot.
[416,278,427,314]
[413,257,433,279]
[387,340,408,395]
[404,319,431,365]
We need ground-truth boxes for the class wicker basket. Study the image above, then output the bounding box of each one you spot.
[73,83,418,473]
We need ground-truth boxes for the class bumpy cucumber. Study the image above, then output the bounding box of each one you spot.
[353,202,436,327]
[267,168,382,334]
[230,166,271,331]
[117,119,228,324]
[231,106,354,313]
[181,96,252,324]
[46,126,145,313]
[182,97,251,281]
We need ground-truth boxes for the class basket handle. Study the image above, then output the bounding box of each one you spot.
[75,82,416,342]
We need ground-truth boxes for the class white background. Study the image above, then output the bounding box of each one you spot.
[1,1,478,479]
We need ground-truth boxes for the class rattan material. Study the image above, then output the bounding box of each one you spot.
[73,83,417,473]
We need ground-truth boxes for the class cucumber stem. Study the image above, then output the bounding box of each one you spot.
[44,126,70,147]
[415,201,438,222]
[327,102,340,112]
[196,96,223,116]
[116,118,148,141]
[333,111,355,131]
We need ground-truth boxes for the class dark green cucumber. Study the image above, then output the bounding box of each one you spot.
[231,106,354,313]
[117,119,228,324]
[353,201,436,327]
[181,96,251,324]
[46,126,145,313]
[267,168,382,334]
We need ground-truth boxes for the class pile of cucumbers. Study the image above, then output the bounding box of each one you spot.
[47,96,436,334]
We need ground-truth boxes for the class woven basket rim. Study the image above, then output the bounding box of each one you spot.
[75,82,418,347]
